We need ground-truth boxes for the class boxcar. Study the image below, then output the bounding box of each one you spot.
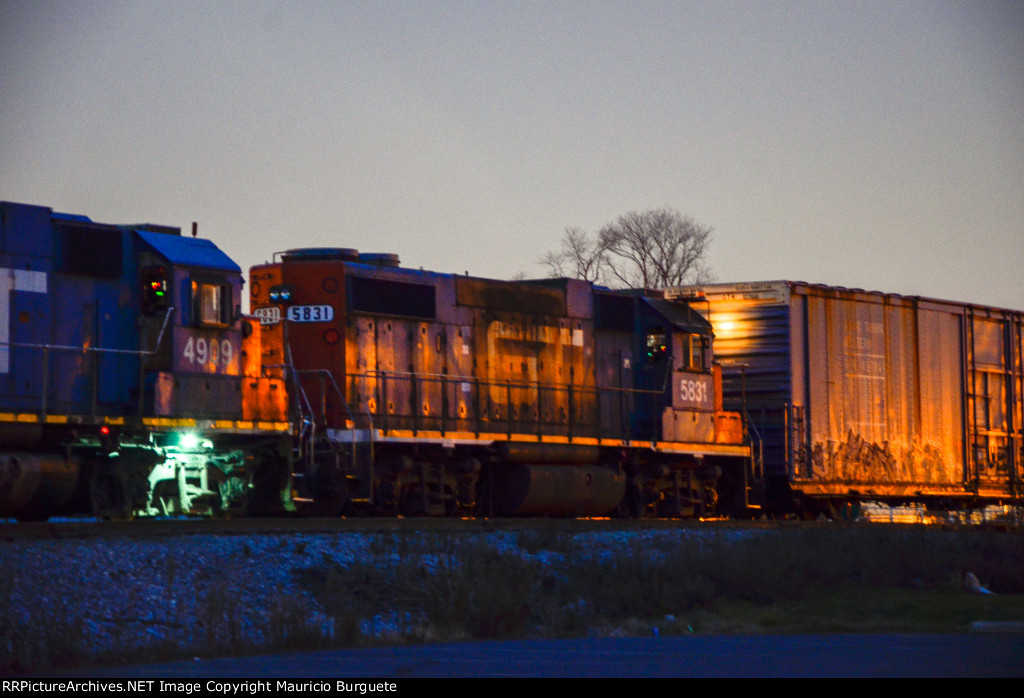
[670,281,1023,515]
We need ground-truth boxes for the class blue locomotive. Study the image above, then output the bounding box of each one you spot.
[0,201,287,520]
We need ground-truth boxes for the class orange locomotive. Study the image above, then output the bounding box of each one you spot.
[249,248,752,518]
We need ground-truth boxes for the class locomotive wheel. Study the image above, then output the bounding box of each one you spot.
[151,480,181,516]
[703,487,719,516]
[90,473,132,521]
[400,485,446,516]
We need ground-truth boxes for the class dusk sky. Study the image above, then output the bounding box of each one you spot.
[2,1,1022,311]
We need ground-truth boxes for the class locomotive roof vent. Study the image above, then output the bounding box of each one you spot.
[359,252,401,268]
[281,247,359,262]
[134,223,182,237]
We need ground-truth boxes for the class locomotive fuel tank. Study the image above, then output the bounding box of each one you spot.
[487,442,624,516]
[0,452,79,521]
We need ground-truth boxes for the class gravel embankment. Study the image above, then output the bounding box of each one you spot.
[2,525,732,672]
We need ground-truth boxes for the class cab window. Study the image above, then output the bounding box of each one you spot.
[645,326,668,363]
[192,278,231,326]
[685,333,708,371]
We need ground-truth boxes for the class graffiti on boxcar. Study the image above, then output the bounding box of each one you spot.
[810,430,949,484]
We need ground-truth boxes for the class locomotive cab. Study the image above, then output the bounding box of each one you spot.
[135,230,245,420]
[635,296,717,442]
[594,291,733,443]
[129,230,292,519]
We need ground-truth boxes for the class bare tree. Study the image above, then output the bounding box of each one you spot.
[539,226,608,283]
[542,208,713,288]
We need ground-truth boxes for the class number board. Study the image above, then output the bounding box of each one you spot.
[253,306,281,325]
[174,329,240,375]
[675,373,714,411]
[286,305,334,322]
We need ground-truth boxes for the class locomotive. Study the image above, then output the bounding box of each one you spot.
[0,201,291,520]
[251,248,750,517]
[4,200,1020,521]
[0,201,752,520]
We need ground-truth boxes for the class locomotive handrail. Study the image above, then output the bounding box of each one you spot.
[277,329,380,508]
[284,365,377,508]
[1,307,176,419]
[715,360,764,502]
[280,338,316,457]
[345,368,681,442]
[290,368,361,426]
[350,367,691,440]
[0,305,176,357]
[351,369,669,396]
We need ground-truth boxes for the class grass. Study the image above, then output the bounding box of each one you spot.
[287,524,1024,642]
[3,523,1023,674]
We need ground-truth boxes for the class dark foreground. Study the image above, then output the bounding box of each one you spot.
[53,632,1024,678]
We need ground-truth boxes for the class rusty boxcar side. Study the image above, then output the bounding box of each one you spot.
[669,281,1023,514]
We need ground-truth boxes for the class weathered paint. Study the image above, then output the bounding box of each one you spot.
[671,281,1023,504]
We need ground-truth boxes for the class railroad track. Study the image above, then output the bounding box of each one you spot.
[3,510,1019,543]
[0,515,778,541]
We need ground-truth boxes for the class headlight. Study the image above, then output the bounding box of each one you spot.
[269,285,293,304]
